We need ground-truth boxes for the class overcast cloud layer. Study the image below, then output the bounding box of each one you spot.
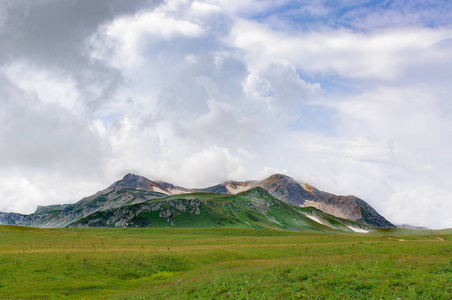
[0,0,451,229]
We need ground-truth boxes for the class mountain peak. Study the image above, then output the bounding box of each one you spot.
[122,173,142,181]
[264,174,297,183]
[110,173,155,191]
[257,173,312,206]
[270,173,290,178]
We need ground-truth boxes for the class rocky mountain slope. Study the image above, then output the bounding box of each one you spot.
[0,173,394,230]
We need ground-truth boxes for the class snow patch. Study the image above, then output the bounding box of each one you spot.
[302,213,335,228]
[268,216,281,225]
[346,225,370,233]
[168,188,187,195]
[226,183,251,194]
[304,214,324,224]
[152,186,170,195]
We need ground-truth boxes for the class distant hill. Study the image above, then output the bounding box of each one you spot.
[0,173,394,231]
[397,224,429,230]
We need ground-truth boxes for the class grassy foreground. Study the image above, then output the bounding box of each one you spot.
[0,226,451,299]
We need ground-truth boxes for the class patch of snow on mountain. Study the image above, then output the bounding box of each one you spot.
[168,188,187,195]
[268,216,282,225]
[152,186,170,195]
[303,213,334,228]
[226,183,251,194]
[346,225,370,233]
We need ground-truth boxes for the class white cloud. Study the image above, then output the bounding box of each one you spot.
[191,1,222,15]
[385,187,452,229]
[261,166,288,178]
[230,20,452,80]
[0,176,40,213]
[2,63,81,112]
[179,145,245,187]
[205,0,285,15]
[250,61,320,106]
[1,1,452,230]
[94,3,206,68]
[0,172,109,214]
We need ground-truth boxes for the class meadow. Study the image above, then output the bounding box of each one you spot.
[0,226,451,299]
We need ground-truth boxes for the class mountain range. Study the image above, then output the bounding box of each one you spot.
[0,173,394,232]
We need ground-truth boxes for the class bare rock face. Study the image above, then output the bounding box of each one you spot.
[253,174,314,206]
[110,173,156,191]
[109,173,178,193]
[0,212,33,226]
[304,196,393,228]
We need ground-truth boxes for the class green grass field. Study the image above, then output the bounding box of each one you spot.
[0,226,451,299]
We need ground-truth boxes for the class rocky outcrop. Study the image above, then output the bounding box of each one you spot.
[69,199,203,228]
[0,212,34,226]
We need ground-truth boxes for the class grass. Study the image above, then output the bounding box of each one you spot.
[0,226,451,299]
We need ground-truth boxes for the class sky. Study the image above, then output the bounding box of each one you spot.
[0,0,451,229]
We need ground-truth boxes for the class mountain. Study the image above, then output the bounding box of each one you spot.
[0,173,394,230]
[68,187,375,233]
[397,224,429,230]
[205,174,393,228]
[0,177,167,228]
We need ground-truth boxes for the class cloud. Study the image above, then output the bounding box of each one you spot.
[2,63,81,111]
[0,0,155,112]
[96,6,206,67]
[0,176,40,213]
[385,187,452,229]
[179,145,245,187]
[0,77,105,173]
[0,0,451,229]
[230,19,452,81]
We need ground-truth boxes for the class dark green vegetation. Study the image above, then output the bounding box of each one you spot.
[0,226,451,299]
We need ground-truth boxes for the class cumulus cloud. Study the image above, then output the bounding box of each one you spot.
[0,0,451,229]
[2,63,81,111]
[179,145,245,187]
[95,5,206,67]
